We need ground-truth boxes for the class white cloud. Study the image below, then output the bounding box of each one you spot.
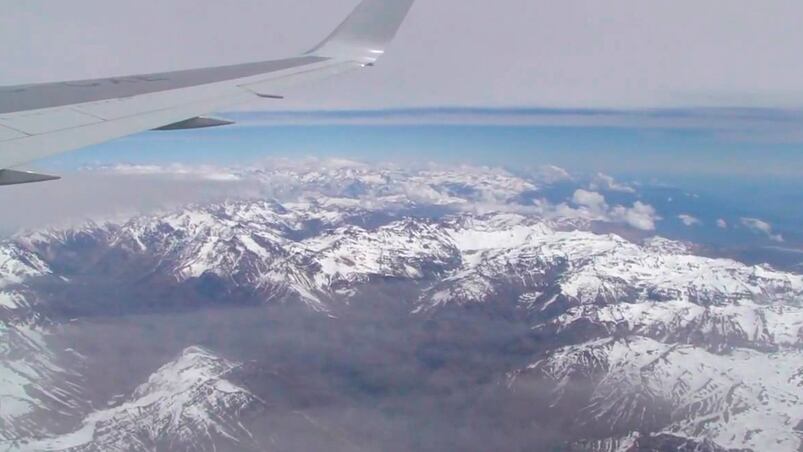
[741,217,784,242]
[678,214,702,227]
[588,173,636,193]
[98,163,242,181]
[571,190,660,231]
[572,189,608,212]
[611,202,660,231]
[717,219,728,229]
[530,165,573,184]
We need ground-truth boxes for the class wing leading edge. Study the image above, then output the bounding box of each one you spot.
[0,0,415,181]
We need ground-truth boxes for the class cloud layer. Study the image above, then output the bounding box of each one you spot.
[0,161,663,236]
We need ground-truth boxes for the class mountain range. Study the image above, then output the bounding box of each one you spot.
[0,163,800,451]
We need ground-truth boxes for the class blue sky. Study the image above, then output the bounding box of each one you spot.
[35,108,803,178]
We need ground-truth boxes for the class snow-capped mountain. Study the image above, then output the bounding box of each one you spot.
[0,163,801,451]
[27,200,800,331]
[0,244,50,290]
[513,336,801,452]
[423,224,801,308]
[20,347,263,452]
[19,200,465,310]
[0,325,85,443]
[0,247,79,444]
[415,217,802,354]
[0,244,51,321]
[245,160,541,208]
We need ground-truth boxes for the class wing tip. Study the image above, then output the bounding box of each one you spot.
[308,0,416,63]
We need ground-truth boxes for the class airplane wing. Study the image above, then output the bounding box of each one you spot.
[0,0,415,186]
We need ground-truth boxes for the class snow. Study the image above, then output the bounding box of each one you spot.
[4,164,801,450]
[448,223,538,251]
[0,291,26,310]
[553,297,802,349]
[0,325,77,441]
[421,215,803,313]
[302,220,456,294]
[527,336,803,452]
[26,347,259,451]
[0,244,50,288]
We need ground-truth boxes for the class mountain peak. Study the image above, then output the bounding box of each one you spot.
[23,346,261,452]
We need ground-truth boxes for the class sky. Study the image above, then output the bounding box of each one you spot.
[4,0,803,110]
[34,120,803,177]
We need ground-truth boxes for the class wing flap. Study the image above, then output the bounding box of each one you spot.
[240,61,363,96]
[0,169,60,186]
[153,117,234,131]
[71,83,245,121]
[0,108,103,135]
[0,125,27,142]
